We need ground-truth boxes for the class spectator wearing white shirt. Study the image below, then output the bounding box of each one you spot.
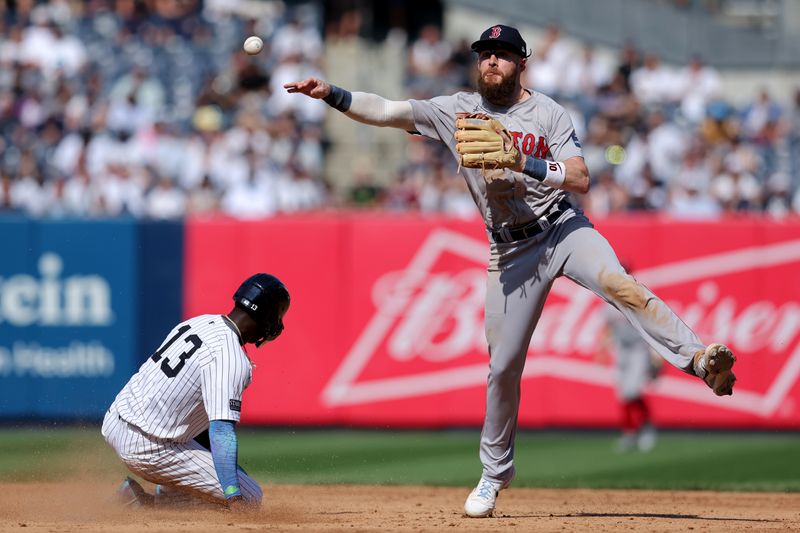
[562,44,612,100]
[233,110,274,156]
[109,66,166,116]
[0,25,25,65]
[107,92,154,137]
[271,15,323,62]
[407,24,452,95]
[631,53,677,108]
[48,24,87,76]
[8,152,43,215]
[137,121,185,186]
[62,164,95,216]
[409,24,451,76]
[668,180,722,219]
[221,157,278,219]
[763,173,793,219]
[266,113,299,168]
[646,110,688,184]
[19,14,57,72]
[741,89,782,141]
[674,55,721,124]
[43,177,71,218]
[275,165,325,212]
[295,124,323,175]
[674,142,712,193]
[96,163,146,217]
[186,176,219,216]
[180,106,226,190]
[145,176,187,220]
[440,176,475,220]
[85,119,122,178]
[711,170,763,212]
[527,25,574,97]
[221,178,277,219]
[723,136,762,177]
[10,172,49,217]
[18,89,46,129]
[52,122,88,177]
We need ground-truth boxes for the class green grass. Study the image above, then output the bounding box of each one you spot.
[1,427,798,492]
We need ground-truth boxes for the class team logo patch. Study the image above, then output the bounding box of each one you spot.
[229,400,242,412]
[570,131,582,148]
[490,26,502,39]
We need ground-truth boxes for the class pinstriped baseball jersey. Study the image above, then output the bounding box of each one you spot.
[409,91,583,229]
[110,314,253,442]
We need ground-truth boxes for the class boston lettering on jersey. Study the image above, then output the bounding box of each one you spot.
[508,131,550,159]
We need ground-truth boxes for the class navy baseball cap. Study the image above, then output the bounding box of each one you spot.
[471,24,528,58]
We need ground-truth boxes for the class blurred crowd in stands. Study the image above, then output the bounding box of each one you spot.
[0,0,798,220]
[397,24,800,220]
[0,0,328,219]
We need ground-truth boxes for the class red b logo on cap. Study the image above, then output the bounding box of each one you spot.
[490,26,501,39]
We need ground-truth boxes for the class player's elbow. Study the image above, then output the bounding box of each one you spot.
[565,170,590,194]
[572,165,591,194]
[563,158,590,194]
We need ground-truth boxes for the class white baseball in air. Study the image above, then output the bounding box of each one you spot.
[243,36,263,55]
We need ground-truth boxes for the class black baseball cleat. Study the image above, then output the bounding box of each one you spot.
[116,476,155,507]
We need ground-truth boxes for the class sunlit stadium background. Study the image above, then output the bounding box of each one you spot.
[1,0,799,491]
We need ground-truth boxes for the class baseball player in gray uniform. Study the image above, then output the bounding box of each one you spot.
[604,298,661,452]
[102,273,289,510]
[286,24,736,518]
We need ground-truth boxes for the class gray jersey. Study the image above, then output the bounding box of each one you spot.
[110,314,253,442]
[409,91,583,229]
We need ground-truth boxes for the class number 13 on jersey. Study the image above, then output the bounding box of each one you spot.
[151,325,204,378]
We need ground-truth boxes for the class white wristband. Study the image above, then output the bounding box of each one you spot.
[543,161,566,188]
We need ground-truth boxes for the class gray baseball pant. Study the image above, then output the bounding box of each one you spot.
[480,212,704,484]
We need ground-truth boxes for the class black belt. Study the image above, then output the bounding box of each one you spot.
[490,200,571,244]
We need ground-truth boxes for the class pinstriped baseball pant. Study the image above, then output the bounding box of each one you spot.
[101,409,262,505]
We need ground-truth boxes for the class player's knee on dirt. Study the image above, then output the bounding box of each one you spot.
[240,476,263,504]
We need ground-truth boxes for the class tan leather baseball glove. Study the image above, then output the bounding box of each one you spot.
[454,113,520,170]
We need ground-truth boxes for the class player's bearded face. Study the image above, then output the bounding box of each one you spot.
[476,51,521,105]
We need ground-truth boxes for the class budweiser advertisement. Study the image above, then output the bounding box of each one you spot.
[185,214,800,429]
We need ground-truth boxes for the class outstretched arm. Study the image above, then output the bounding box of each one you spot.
[284,78,415,131]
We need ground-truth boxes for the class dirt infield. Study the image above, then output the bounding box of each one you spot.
[1,481,799,532]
